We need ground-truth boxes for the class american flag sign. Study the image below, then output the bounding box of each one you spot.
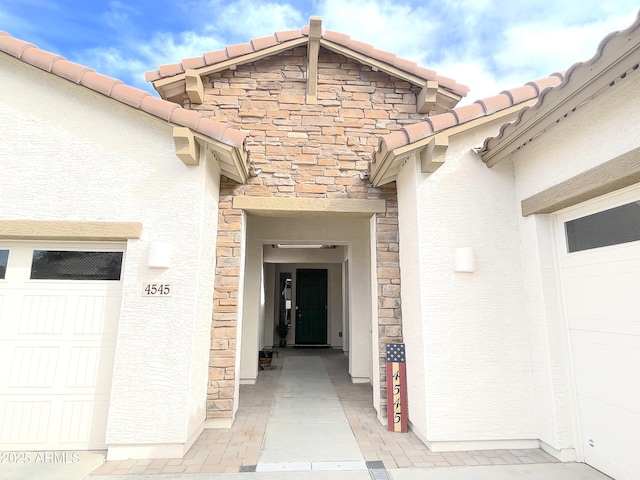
[386,343,408,432]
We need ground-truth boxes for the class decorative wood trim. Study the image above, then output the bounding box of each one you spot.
[173,127,200,166]
[420,135,449,173]
[185,69,204,104]
[233,197,385,215]
[0,221,142,240]
[306,17,322,104]
[417,81,438,113]
[521,148,640,216]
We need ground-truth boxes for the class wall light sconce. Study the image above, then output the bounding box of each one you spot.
[453,247,475,273]
[148,242,172,268]
[359,171,370,180]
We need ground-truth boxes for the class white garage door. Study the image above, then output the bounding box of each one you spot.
[0,242,124,450]
[557,188,640,480]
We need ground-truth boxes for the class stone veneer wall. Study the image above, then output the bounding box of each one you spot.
[191,46,432,420]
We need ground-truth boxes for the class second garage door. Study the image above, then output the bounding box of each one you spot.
[556,187,640,480]
[0,242,124,451]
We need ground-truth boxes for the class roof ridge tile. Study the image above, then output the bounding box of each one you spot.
[50,59,93,84]
[19,46,63,72]
[181,55,207,70]
[475,93,514,115]
[0,31,34,58]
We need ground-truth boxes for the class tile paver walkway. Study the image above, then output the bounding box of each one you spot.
[90,348,559,476]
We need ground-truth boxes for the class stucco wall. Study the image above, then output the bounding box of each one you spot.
[1,57,218,454]
[510,71,640,455]
[397,120,537,447]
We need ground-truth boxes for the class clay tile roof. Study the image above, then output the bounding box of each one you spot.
[402,122,434,145]
[475,93,514,115]
[275,29,305,42]
[449,103,486,124]
[144,20,469,98]
[501,84,539,105]
[425,112,458,133]
[226,42,254,58]
[0,30,247,151]
[375,73,564,153]
[251,35,280,51]
[381,130,412,152]
[181,56,207,70]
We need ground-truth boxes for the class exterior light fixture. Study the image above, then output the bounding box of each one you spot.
[148,242,172,268]
[453,247,475,273]
[359,171,370,180]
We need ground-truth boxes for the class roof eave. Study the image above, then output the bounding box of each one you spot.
[370,102,535,186]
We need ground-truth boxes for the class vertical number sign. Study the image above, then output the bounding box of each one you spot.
[386,343,408,432]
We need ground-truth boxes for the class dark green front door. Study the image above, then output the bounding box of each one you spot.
[295,269,327,345]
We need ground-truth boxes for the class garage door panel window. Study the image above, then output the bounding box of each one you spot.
[30,251,123,281]
[0,250,8,279]
[565,200,640,252]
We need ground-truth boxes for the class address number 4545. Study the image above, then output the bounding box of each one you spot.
[143,283,172,296]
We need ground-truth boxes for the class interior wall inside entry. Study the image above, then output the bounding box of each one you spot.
[239,215,373,387]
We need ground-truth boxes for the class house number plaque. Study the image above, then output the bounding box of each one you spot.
[142,283,172,296]
[386,343,408,432]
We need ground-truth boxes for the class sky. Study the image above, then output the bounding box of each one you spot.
[1,1,638,104]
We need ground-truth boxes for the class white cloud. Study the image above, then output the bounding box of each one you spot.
[76,30,227,91]
[497,11,639,76]
[317,0,437,63]
[214,0,305,38]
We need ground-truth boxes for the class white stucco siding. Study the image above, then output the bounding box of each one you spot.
[517,214,575,455]
[396,156,429,440]
[2,57,218,452]
[186,158,221,441]
[510,71,640,458]
[397,122,537,445]
[514,73,640,201]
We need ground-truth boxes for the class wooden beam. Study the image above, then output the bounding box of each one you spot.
[417,81,438,113]
[306,17,322,104]
[185,69,204,104]
[521,147,640,216]
[233,196,385,216]
[173,126,200,166]
[421,136,449,173]
[0,220,142,240]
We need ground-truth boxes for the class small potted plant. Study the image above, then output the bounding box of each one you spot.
[275,322,291,347]
[259,348,273,369]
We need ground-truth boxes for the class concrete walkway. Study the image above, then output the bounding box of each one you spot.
[256,355,366,472]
